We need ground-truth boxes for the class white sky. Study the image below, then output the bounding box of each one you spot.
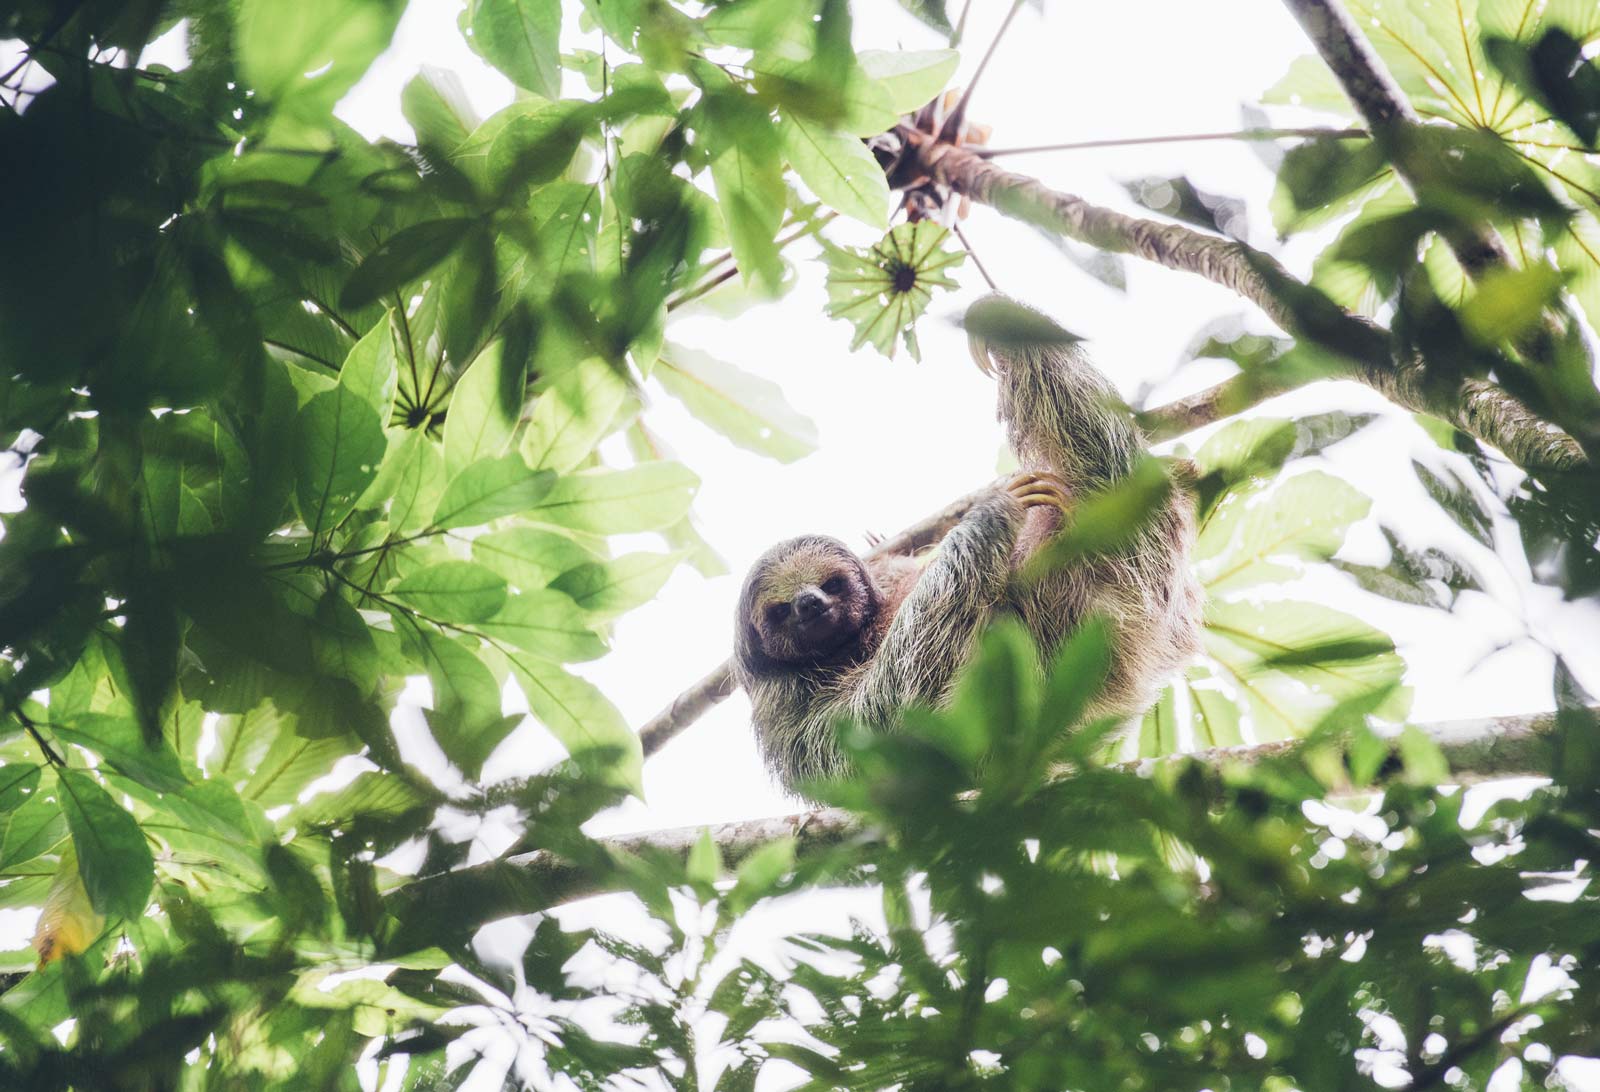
[336,0,1600,834]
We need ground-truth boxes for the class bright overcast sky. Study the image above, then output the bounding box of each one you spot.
[339,0,1600,834]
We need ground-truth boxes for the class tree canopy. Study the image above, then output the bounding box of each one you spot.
[0,0,1598,1088]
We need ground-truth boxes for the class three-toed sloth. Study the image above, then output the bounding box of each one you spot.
[733,295,1203,795]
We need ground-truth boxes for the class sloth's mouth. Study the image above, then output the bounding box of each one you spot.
[797,608,857,652]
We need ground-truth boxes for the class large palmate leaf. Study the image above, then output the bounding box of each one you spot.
[823,221,965,361]
[1263,0,1600,328]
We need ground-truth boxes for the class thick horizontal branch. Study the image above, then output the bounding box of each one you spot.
[391,710,1565,926]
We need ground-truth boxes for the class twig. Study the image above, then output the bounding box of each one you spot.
[977,127,1369,157]
[937,0,1025,144]
[666,214,838,312]
[952,222,998,291]
[392,709,1566,921]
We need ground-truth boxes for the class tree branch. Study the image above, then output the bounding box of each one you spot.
[391,710,1564,925]
[1276,0,1506,275]
[905,129,1585,473]
[975,126,1369,158]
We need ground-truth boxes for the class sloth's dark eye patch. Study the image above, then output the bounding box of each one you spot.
[822,576,845,594]
[765,603,791,625]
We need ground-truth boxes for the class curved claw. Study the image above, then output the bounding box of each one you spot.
[967,332,996,379]
[1005,470,1072,512]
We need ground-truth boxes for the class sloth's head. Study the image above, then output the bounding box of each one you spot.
[734,536,881,676]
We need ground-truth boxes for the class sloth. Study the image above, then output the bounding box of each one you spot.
[733,295,1203,795]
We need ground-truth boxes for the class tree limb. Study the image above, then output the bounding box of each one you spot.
[906,129,1585,473]
[1277,0,1507,275]
[392,710,1564,924]
[639,116,1584,763]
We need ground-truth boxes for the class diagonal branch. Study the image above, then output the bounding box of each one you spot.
[392,710,1564,924]
[1277,0,1508,275]
[639,115,1583,763]
[906,128,1585,474]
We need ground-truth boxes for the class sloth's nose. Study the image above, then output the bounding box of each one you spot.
[794,589,826,620]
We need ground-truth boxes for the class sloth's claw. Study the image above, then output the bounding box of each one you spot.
[968,333,997,378]
[1005,470,1071,512]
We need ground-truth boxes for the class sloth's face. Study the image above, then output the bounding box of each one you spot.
[744,542,876,666]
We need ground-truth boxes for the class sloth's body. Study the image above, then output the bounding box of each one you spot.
[734,299,1203,794]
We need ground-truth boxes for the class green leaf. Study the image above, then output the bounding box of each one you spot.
[0,773,66,871]
[340,219,475,311]
[413,633,513,778]
[1396,724,1452,785]
[654,344,818,463]
[242,731,362,808]
[703,0,812,58]
[549,552,681,618]
[339,314,400,424]
[472,527,599,590]
[51,715,188,793]
[479,590,607,661]
[1203,599,1410,742]
[823,222,965,361]
[781,116,890,228]
[487,105,587,192]
[292,770,438,827]
[529,463,698,534]
[57,770,153,920]
[431,453,556,529]
[1195,471,1371,594]
[294,387,388,535]
[237,0,406,118]
[1459,264,1567,346]
[507,655,642,795]
[857,49,959,114]
[728,836,795,912]
[309,591,381,691]
[896,0,952,35]
[465,0,563,100]
[706,95,788,293]
[446,340,529,476]
[402,66,481,152]
[686,829,721,887]
[392,561,510,623]
[520,357,631,473]
[359,427,446,531]
[0,764,40,813]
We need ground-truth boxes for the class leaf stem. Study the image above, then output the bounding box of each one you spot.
[666,212,838,312]
[976,126,1369,157]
